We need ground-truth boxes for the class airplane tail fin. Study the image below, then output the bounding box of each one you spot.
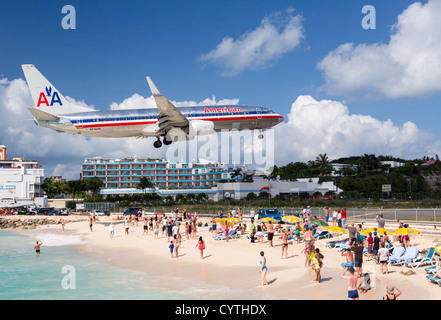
[21,64,96,115]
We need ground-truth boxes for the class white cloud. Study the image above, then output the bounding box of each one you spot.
[274,95,441,162]
[198,8,304,76]
[110,93,239,110]
[317,0,441,99]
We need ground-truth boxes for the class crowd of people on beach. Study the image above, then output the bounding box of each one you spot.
[42,204,440,300]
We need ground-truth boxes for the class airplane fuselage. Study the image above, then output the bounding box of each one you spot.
[40,105,283,138]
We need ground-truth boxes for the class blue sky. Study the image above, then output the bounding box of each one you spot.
[1,0,441,179]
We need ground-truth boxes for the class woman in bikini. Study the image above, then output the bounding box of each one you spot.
[260,251,268,286]
[281,229,289,259]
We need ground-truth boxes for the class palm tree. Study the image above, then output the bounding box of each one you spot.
[137,177,153,190]
[315,153,330,168]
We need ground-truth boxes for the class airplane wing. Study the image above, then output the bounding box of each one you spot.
[146,77,188,135]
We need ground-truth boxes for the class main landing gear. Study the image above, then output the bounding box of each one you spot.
[258,129,265,139]
[153,137,172,148]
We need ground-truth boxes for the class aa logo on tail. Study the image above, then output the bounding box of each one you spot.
[37,86,63,107]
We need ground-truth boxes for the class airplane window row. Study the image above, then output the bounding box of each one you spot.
[85,110,268,123]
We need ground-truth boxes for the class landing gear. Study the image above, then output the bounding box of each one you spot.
[163,137,172,145]
[258,129,265,139]
[153,137,172,148]
[153,138,162,148]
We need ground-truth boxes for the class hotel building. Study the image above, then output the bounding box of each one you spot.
[80,157,240,189]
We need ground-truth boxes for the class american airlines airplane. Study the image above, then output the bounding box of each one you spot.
[21,64,284,148]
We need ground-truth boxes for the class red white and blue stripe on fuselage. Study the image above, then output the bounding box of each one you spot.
[68,105,284,132]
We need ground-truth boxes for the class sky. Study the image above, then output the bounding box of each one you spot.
[2,0,441,179]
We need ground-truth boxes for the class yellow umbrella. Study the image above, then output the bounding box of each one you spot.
[364,227,389,235]
[390,228,421,235]
[258,217,277,223]
[227,217,241,224]
[282,215,303,224]
[324,226,349,234]
[214,218,227,224]
[435,245,441,254]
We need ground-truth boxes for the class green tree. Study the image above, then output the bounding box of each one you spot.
[137,177,153,190]
[85,177,103,199]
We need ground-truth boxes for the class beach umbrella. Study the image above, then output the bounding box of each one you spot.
[323,226,349,234]
[227,217,241,224]
[282,215,303,224]
[258,217,277,223]
[435,245,441,254]
[390,228,421,235]
[364,227,389,235]
[310,219,328,227]
[214,218,227,224]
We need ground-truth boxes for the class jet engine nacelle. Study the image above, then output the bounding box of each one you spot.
[187,120,215,138]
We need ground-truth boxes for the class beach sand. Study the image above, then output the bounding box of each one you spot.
[15,215,441,300]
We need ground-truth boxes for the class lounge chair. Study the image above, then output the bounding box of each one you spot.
[336,240,350,252]
[387,246,406,265]
[213,228,237,240]
[314,230,330,240]
[425,261,439,274]
[390,247,419,266]
[405,247,436,269]
[426,274,441,286]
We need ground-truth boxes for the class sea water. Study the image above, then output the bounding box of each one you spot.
[0,229,190,300]
[0,230,270,300]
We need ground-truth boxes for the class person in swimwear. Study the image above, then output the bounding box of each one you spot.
[342,267,359,300]
[259,251,268,286]
[34,240,42,255]
[281,229,289,259]
[195,236,205,259]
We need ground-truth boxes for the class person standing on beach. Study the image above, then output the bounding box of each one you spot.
[373,232,380,262]
[378,242,390,274]
[332,209,338,226]
[267,221,274,247]
[124,218,129,235]
[375,214,386,229]
[60,218,65,232]
[342,267,359,300]
[169,241,174,258]
[259,251,269,286]
[347,223,358,246]
[250,219,256,243]
[341,248,354,270]
[341,208,347,228]
[173,235,180,258]
[109,222,115,238]
[34,240,42,255]
[195,236,205,259]
[312,248,324,283]
[323,206,330,224]
[351,241,364,277]
[367,232,374,261]
[89,216,93,232]
[281,229,289,259]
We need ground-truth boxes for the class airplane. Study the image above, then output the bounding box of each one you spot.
[21,64,284,148]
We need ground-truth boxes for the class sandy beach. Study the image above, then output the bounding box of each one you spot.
[13,214,441,300]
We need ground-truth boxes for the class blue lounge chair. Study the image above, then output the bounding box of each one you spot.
[405,247,436,269]
[426,274,441,286]
[314,230,330,240]
[387,246,406,265]
[425,261,439,274]
[391,247,419,266]
[213,228,237,240]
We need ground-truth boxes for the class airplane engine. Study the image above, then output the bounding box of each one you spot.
[187,120,215,138]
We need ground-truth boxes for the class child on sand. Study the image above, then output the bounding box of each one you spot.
[169,241,174,258]
[311,248,324,283]
[195,236,205,259]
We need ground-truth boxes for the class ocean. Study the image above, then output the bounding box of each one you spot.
[0,229,190,300]
[0,229,270,300]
